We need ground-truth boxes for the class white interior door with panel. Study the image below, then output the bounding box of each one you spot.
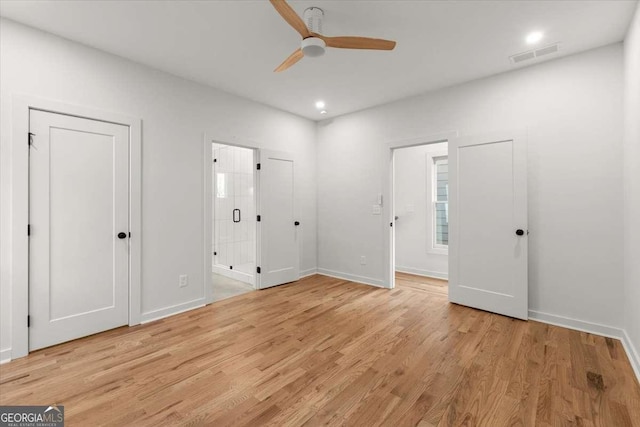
[257,150,299,289]
[29,110,130,350]
[448,131,528,319]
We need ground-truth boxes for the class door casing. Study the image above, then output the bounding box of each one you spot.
[10,95,142,359]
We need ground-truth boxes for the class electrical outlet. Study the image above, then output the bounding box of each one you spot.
[179,274,189,288]
[360,256,366,265]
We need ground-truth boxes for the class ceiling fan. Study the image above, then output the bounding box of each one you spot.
[269,0,397,72]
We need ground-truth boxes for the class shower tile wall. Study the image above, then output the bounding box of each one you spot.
[213,144,255,278]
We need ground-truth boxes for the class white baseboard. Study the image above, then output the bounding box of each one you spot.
[0,348,11,364]
[140,298,206,324]
[395,266,448,280]
[299,268,317,279]
[528,310,622,339]
[317,268,387,288]
[622,330,640,383]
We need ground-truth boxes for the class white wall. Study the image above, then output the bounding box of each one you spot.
[318,43,625,330]
[0,19,317,358]
[623,2,640,377]
[394,142,448,279]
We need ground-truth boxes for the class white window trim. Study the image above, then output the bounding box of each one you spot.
[426,151,449,255]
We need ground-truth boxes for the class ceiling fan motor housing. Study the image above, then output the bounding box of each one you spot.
[304,7,324,33]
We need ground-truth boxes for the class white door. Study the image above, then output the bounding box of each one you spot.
[29,110,130,350]
[448,131,528,320]
[258,150,299,288]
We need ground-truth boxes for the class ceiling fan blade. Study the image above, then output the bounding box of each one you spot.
[274,48,304,72]
[269,0,310,39]
[317,35,396,50]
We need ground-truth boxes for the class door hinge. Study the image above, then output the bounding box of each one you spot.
[27,315,31,327]
[27,224,31,236]
[257,215,261,222]
[28,132,35,147]
[213,158,217,163]
[257,266,261,274]
[256,163,261,170]
[214,251,217,256]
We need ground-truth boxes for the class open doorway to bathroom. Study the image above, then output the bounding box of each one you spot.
[393,141,449,294]
[211,142,257,302]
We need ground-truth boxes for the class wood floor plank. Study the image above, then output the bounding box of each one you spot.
[1,273,638,426]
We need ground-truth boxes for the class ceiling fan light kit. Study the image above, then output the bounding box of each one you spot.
[269,0,397,72]
[301,37,326,57]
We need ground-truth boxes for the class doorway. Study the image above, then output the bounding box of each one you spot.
[388,131,528,320]
[211,142,257,301]
[392,142,449,293]
[204,141,301,301]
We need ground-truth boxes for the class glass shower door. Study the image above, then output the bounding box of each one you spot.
[213,145,235,270]
[213,144,255,277]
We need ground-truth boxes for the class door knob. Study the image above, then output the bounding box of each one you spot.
[294,221,300,226]
[117,232,127,239]
[515,229,524,236]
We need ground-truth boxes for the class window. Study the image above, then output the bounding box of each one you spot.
[433,156,448,248]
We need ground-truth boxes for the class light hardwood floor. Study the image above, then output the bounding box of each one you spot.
[1,273,639,426]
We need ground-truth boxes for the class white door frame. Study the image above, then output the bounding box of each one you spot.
[203,136,259,303]
[383,131,458,289]
[10,95,142,359]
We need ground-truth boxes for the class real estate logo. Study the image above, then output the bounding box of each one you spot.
[0,405,64,427]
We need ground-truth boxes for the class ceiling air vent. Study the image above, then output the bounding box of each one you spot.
[535,43,559,57]
[509,43,561,64]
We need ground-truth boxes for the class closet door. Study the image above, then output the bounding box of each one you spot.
[29,110,129,350]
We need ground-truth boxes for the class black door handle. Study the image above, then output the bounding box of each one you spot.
[294,221,300,226]
[516,229,524,236]
[117,232,127,239]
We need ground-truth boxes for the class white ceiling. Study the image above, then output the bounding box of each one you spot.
[0,0,636,120]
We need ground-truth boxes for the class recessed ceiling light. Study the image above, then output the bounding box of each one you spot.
[320,110,327,115]
[315,100,325,109]
[526,31,544,45]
